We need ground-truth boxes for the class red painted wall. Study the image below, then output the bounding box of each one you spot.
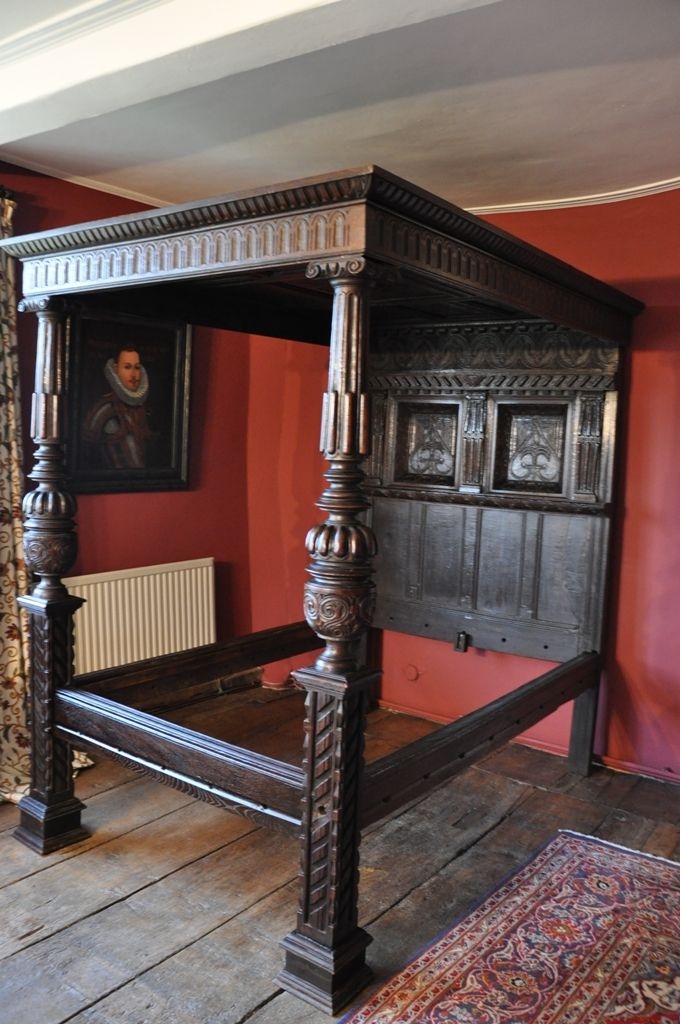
[379,190,680,783]
[246,333,327,681]
[4,159,679,780]
[4,162,253,639]
[3,161,327,650]
[496,193,680,783]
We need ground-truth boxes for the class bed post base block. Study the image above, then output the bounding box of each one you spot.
[276,928,373,1014]
[14,793,88,855]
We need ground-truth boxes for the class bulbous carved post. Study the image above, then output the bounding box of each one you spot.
[15,298,87,854]
[277,259,380,1014]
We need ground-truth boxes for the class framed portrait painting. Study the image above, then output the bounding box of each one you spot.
[66,308,192,493]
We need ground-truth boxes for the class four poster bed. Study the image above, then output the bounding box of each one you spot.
[0,167,643,1013]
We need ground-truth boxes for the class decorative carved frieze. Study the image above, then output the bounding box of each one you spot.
[371,321,619,376]
[20,209,357,296]
[366,173,640,320]
[367,210,633,340]
[3,172,373,259]
[369,370,615,394]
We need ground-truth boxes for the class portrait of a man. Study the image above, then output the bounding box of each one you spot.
[83,348,153,470]
[67,310,191,493]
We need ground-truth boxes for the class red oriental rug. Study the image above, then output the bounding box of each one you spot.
[341,831,680,1024]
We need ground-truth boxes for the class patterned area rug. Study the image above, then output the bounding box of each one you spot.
[341,831,680,1023]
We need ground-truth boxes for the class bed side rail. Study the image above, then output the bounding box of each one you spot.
[74,620,320,711]
[361,650,601,828]
[56,688,304,835]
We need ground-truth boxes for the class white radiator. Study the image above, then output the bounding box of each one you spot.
[63,557,216,675]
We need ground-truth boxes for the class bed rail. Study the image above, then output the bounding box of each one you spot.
[361,651,601,827]
[55,688,304,835]
[74,620,320,711]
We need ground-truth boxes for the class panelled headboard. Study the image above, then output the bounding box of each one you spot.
[366,320,620,661]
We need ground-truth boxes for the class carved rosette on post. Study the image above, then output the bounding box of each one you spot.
[303,517,377,672]
[15,298,86,854]
[277,257,382,1013]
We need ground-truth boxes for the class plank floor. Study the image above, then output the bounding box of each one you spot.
[1,685,679,1024]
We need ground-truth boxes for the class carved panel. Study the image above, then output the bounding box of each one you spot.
[493,403,568,494]
[394,402,458,486]
[460,395,487,491]
[575,395,605,498]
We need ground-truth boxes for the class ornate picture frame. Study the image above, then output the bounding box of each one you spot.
[66,308,192,493]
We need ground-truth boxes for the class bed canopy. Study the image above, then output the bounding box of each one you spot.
[0,166,643,1013]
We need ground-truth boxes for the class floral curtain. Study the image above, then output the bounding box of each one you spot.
[0,190,30,802]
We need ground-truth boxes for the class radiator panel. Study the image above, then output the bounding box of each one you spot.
[63,558,216,675]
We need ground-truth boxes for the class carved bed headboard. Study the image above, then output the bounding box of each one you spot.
[365,320,620,660]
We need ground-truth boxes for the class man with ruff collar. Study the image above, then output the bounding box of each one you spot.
[83,349,153,469]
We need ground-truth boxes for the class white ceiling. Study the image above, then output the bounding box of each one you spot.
[1,0,679,213]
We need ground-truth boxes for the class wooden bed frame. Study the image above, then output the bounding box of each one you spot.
[1,167,643,1013]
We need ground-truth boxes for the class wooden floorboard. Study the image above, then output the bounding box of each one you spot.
[1,688,679,1024]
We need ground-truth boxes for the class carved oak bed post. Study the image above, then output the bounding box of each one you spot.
[15,298,86,854]
[277,259,380,1013]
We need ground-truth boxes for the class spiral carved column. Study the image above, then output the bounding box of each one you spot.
[277,260,380,1013]
[15,299,87,854]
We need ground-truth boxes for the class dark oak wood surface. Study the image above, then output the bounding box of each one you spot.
[1,167,645,1011]
[1,691,678,1024]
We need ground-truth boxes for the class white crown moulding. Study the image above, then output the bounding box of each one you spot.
[473,176,680,215]
[10,153,680,218]
[0,0,167,64]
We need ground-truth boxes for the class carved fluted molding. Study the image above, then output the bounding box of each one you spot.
[302,259,378,674]
[19,299,78,598]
